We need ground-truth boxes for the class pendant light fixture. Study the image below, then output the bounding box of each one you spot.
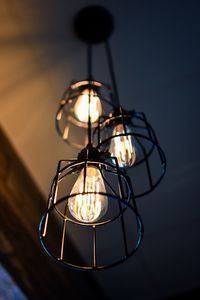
[39,144,143,270]
[55,6,114,149]
[97,106,166,198]
[56,79,113,149]
[39,5,166,271]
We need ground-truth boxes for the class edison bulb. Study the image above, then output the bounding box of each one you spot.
[68,166,108,223]
[109,123,136,168]
[73,89,102,123]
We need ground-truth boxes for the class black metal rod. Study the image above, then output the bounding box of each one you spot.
[149,124,166,164]
[97,118,101,145]
[83,160,87,193]
[60,202,69,260]
[42,213,49,237]
[120,106,128,135]
[92,225,97,268]
[87,44,92,145]
[139,141,153,189]
[118,196,129,258]
[114,158,129,257]
[125,174,138,213]
[141,112,154,140]
[99,168,119,197]
[88,86,92,145]
[60,219,67,260]
[42,181,55,236]
[87,43,92,80]
[52,160,62,204]
[105,40,120,107]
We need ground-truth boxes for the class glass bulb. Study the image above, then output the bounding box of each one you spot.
[68,166,108,223]
[109,123,136,168]
[74,89,102,123]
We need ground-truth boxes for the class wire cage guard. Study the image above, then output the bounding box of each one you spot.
[55,80,113,149]
[96,107,166,198]
[39,156,143,271]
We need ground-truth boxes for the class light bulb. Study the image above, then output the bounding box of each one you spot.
[74,88,102,123]
[109,123,136,168]
[68,166,108,223]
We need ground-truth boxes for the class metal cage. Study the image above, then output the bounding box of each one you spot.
[39,155,143,271]
[55,79,113,149]
[96,107,166,198]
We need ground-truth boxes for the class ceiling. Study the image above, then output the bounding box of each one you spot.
[0,0,200,299]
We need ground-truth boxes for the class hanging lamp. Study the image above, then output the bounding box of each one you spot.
[39,6,143,271]
[56,79,113,149]
[97,106,166,198]
[55,6,114,149]
[39,145,143,270]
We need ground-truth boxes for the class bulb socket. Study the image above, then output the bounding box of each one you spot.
[78,144,110,162]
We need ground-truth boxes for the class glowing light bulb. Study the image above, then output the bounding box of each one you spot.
[74,89,102,123]
[68,166,108,223]
[109,123,136,168]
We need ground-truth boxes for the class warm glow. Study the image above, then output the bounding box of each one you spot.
[74,89,102,123]
[68,166,108,223]
[109,123,136,168]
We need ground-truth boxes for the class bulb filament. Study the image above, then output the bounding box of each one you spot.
[109,123,136,168]
[68,166,108,223]
[74,89,102,123]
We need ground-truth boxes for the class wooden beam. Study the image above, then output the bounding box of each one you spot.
[0,127,106,300]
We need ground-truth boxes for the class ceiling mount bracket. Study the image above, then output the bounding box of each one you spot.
[74,5,114,44]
